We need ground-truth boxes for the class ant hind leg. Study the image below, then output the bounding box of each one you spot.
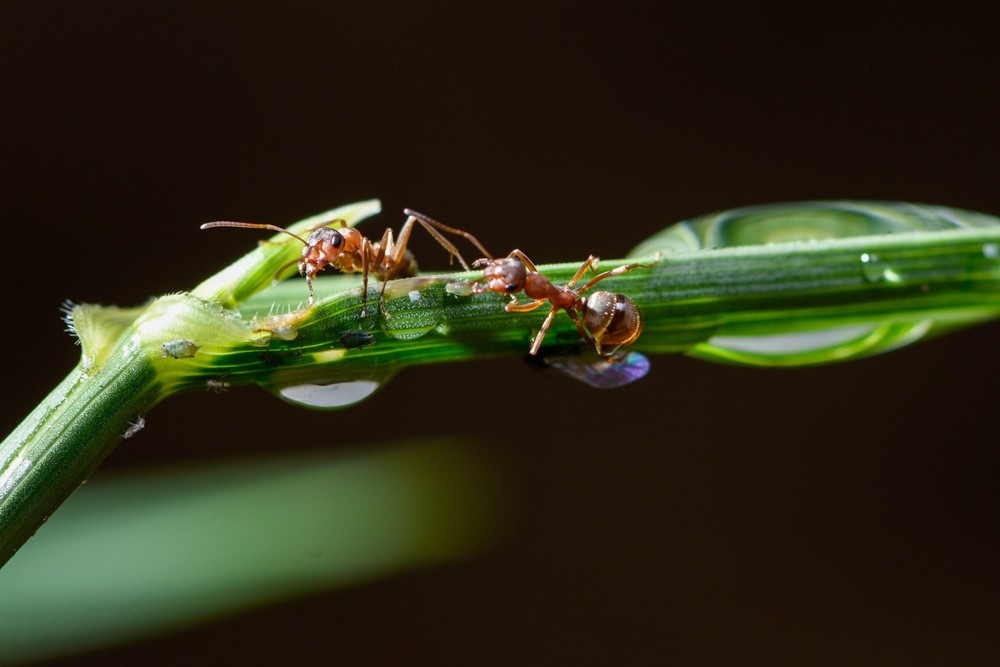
[576,261,646,295]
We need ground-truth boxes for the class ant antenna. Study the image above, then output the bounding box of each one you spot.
[201,221,309,246]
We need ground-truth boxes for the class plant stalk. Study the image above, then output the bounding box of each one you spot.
[4,200,1000,567]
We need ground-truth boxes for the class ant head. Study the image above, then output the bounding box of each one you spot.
[305,226,346,249]
[483,257,527,291]
[298,226,353,277]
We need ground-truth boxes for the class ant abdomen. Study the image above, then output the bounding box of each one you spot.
[582,292,643,357]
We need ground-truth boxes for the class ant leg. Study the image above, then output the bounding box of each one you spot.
[506,249,539,273]
[576,261,645,295]
[272,256,302,284]
[565,310,605,359]
[404,209,494,265]
[360,236,376,318]
[372,230,395,318]
[419,222,472,270]
[564,256,600,289]
[505,298,546,313]
[392,213,471,271]
[380,221,408,275]
[528,307,560,356]
[305,274,316,308]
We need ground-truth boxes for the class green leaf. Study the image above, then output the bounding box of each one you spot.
[0,440,509,663]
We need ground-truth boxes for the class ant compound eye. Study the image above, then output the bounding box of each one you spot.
[505,283,519,292]
[331,233,344,248]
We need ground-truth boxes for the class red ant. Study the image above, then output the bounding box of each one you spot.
[461,251,650,360]
[201,209,490,316]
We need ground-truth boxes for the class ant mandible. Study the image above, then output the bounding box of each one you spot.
[463,250,650,360]
[202,208,490,317]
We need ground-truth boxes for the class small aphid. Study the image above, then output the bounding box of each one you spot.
[201,208,490,317]
[123,416,146,439]
[340,330,376,349]
[161,339,200,359]
[465,251,650,360]
[250,310,307,342]
[206,378,232,393]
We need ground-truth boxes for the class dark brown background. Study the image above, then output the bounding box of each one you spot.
[4,2,1000,664]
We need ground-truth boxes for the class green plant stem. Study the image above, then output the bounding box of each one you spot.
[0,352,158,565]
[4,200,1000,568]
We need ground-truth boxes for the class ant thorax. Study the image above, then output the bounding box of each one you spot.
[524,271,576,308]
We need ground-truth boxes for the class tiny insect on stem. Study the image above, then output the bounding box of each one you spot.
[200,211,490,317]
[466,251,656,360]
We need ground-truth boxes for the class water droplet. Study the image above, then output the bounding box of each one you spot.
[709,324,877,355]
[859,253,884,283]
[701,321,934,365]
[380,277,444,340]
[983,243,999,260]
[382,321,437,341]
[278,380,383,408]
[858,253,902,283]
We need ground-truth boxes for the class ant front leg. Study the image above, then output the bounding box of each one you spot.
[505,249,538,272]
[305,273,317,308]
[360,236,377,319]
[373,228,397,318]
[505,299,546,313]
